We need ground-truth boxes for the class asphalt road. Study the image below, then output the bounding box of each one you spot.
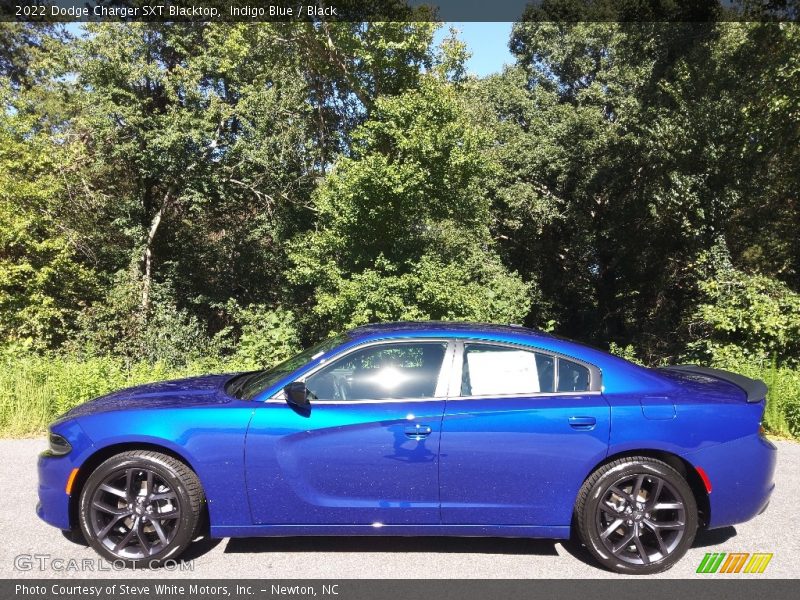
[2,438,797,579]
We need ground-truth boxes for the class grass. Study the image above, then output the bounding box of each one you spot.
[720,361,800,439]
[0,354,798,439]
[0,355,242,437]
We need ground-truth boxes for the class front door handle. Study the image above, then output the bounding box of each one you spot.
[404,424,432,439]
[568,416,596,430]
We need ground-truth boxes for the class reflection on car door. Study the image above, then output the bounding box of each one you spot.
[245,340,453,525]
[439,342,610,526]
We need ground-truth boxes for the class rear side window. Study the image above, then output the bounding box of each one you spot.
[461,344,555,396]
[558,359,591,392]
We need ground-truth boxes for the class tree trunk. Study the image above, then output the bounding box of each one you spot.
[140,194,169,313]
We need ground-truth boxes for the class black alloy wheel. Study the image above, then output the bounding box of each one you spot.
[78,450,203,568]
[575,456,698,574]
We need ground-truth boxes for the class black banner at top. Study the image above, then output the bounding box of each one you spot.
[2,0,798,23]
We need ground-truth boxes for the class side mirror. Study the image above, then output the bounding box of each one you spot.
[284,381,311,409]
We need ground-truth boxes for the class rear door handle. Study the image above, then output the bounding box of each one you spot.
[568,416,596,430]
[404,425,432,439]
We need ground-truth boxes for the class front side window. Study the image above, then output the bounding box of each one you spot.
[305,342,447,401]
[461,344,555,396]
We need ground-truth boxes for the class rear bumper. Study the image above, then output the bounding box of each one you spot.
[681,433,776,529]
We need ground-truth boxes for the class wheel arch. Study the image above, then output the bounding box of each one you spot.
[68,442,208,533]
[579,449,710,528]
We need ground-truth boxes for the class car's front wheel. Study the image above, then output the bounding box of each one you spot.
[78,450,203,568]
[575,456,698,574]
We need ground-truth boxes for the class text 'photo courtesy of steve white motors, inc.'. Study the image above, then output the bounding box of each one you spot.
[14,583,341,598]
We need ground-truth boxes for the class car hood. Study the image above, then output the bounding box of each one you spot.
[61,373,237,420]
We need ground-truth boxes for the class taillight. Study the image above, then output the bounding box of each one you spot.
[695,465,713,494]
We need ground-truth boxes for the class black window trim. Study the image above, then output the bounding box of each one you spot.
[447,338,603,399]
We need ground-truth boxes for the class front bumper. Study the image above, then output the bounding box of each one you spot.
[682,433,777,529]
[36,420,94,530]
[37,453,76,529]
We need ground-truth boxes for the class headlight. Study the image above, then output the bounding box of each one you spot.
[47,431,72,456]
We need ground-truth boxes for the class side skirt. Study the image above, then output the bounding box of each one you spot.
[211,524,571,539]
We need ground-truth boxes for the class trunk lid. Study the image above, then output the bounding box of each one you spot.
[659,365,768,403]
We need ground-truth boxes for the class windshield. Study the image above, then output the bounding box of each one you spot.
[235,334,348,400]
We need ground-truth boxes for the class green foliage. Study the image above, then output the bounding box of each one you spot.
[1,20,800,439]
[700,357,800,439]
[0,200,100,350]
[608,342,644,366]
[496,21,800,361]
[64,271,217,367]
[686,250,800,366]
[0,354,242,437]
[784,401,800,440]
[289,77,531,335]
[306,254,530,334]
[0,73,101,349]
[719,23,800,287]
[225,302,300,369]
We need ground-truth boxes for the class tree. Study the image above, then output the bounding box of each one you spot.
[289,77,531,336]
[1,20,451,354]
[68,20,445,327]
[687,240,800,366]
[0,39,101,349]
[496,19,800,362]
[714,23,800,287]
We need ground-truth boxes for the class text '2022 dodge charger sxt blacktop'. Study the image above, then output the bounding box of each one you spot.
[37,321,776,574]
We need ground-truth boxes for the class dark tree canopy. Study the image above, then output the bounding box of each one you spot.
[1,19,798,371]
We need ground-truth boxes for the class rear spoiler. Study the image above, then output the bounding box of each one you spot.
[662,365,768,403]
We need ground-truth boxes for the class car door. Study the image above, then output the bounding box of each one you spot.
[439,341,610,526]
[245,339,454,525]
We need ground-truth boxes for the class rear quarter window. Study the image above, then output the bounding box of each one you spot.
[558,359,590,392]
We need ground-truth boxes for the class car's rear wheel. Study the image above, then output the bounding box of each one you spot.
[575,456,698,574]
[78,450,203,568]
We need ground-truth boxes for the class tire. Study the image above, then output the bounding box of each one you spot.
[575,456,698,575]
[61,528,87,546]
[78,450,203,568]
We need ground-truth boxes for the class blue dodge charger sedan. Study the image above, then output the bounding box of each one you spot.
[37,322,776,574]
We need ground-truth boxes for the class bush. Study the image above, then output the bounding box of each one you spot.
[687,256,800,366]
[705,354,800,438]
[307,254,531,335]
[0,353,246,437]
[608,342,644,365]
[226,303,300,369]
[0,303,302,437]
[1,350,798,439]
[288,78,534,337]
[784,401,800,439]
